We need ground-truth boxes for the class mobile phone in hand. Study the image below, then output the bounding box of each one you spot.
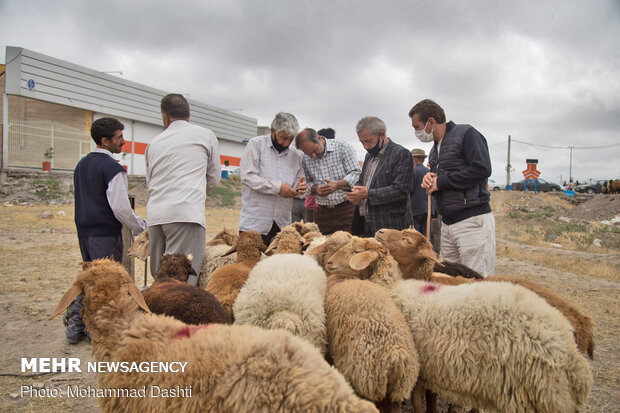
[342,187,353,192]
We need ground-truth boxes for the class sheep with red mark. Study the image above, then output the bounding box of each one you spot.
[49,259,379,413]
[388,278,592,413]
[376,228,595,359]
[143,253,231,325]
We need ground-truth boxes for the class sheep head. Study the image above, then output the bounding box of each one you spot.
[224,231,267,263]
[265,226,306,254]
[206,228,239,247]
[375,228,440,280]
[127,230,150,261]
[306,231,353,270]
[49,259,150,323]
[325,237,387,279]
[155,253,196,282]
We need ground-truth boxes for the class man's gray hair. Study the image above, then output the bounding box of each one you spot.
[271,112,300,136]
[356,116,386,135]
[295,128,319,150]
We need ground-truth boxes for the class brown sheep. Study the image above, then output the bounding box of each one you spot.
[325,237,402,287]
[205,231,267,320]
[205,228,239,246]
[143,253,231,325]
[265,224,307,254]
[127,230,150,261]
[374,228,440,281]
[49,259,380,413]
[378,229,595,359]
[305,230,353,271]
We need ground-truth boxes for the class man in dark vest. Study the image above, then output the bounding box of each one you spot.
[409,99,495,277]
[68,117,146,343]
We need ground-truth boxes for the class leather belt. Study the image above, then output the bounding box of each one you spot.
[319,200,350,209]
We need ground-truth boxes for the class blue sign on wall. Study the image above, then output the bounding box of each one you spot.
[27,79,36,90]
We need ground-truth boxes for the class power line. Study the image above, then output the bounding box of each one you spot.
[511,139,620,150]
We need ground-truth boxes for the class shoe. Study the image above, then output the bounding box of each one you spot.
[66,330,87,344]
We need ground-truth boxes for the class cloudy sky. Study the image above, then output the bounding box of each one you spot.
[1,0,619,184]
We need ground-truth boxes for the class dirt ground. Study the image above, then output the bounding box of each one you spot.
[0,188,618,412]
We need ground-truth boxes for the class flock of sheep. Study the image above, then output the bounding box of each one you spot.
[49,222,595,413]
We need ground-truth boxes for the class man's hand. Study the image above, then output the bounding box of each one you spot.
[422,172,438,194]
[295,176,307,195]
[279,183,298,198]
[316,179,339,197]
[345,185,368,205]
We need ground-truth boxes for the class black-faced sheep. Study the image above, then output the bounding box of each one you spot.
[143,253,231,325]
[233,253,328,355]
[49,259,379,413]
[326,278,419,413]
[205,231,267,320]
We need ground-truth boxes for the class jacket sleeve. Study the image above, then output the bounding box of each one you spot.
[367,146,413,206]
[436,128,492,191]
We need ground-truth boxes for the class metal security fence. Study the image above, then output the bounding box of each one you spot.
[6,121,92,170]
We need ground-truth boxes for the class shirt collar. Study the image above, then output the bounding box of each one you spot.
[93,147,119,161]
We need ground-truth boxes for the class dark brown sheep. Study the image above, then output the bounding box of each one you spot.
[143,253,231,325]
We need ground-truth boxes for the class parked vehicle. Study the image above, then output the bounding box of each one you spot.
[487,178,505,191]
[511,178,561,192]
[574,180,607,194]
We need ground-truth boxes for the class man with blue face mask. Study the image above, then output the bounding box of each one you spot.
[409,99,495,277]
[346,116,413,237]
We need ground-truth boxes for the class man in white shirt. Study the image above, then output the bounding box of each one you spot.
[70,117,147,343]
[239,112,307,245]
[145,94,221,284]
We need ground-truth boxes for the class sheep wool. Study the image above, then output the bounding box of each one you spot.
[326,279,419,406]
[198,244,237,288]
[50,259,378,413]
[388,279,592,413]
[233,254,328,355]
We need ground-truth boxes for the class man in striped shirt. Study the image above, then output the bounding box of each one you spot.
[295,128,361,234]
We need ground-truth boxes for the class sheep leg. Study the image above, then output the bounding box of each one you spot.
[376,398,402,413]
[411,382,425,413]
[447,404,464,413]
[425,389,438,413]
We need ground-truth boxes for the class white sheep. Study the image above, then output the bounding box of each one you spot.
[233,253,328,355]
[326,277,419,413]
[389,279,592,413]
[49,259,379,413]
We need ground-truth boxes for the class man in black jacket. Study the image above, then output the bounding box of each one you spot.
[409,99,495,277]
[346,116,413,237]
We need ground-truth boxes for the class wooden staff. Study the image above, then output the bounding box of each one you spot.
[426,193,432,241]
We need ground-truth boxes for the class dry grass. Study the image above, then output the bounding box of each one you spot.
[498,247,619,282]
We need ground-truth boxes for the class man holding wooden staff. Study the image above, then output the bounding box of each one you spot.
[409,99,495,277]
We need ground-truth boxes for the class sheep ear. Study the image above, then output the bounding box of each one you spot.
[306,243,327,255]
[418,247,441,264]
[127,283,151,313]
[265,237,279,255]
[349,251,379,271]
[49,285,82,320]
[222,244,237,256]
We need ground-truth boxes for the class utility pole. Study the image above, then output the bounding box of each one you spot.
[569,146,574,182]
[506,135,511,186]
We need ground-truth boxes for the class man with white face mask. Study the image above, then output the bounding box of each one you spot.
[409,99,495,277]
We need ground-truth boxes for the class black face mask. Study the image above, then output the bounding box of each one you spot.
[366,136,384,157]
[271,135,288,153]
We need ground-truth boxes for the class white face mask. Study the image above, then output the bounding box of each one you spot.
[415,120,434,143]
